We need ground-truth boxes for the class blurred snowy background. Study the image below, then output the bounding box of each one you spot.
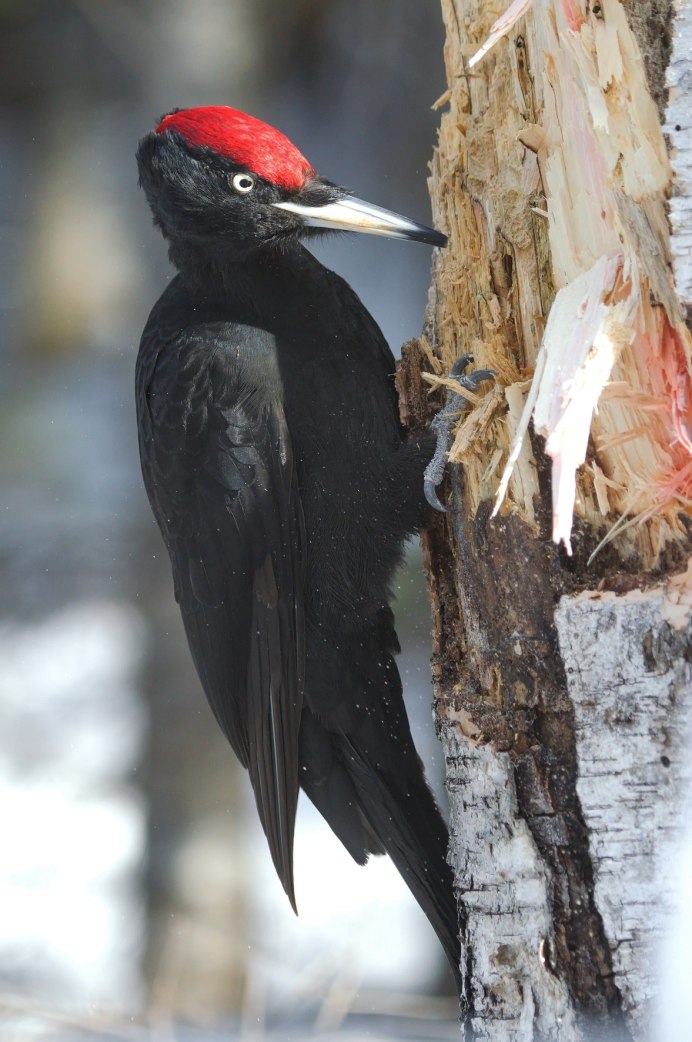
[0,1,460,1038]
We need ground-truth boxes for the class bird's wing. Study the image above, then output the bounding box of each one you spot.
[137,323,305,909]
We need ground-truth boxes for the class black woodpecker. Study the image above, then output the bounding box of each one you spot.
[136,105,462,985]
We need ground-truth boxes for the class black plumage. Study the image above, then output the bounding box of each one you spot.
[136,106,459,985]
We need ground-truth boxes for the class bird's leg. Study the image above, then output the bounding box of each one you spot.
[424,354,495,513]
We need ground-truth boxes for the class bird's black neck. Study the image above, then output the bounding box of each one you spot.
[168,236,314,296]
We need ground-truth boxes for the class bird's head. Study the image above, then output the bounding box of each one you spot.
[137,105,447,267]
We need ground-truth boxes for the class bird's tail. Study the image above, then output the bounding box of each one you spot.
[300,611,461,989]
[346,732,461,987]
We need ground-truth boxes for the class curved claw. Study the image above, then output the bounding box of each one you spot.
[449,353,475,378]
[424,477,448,513]
[459,368,496,392]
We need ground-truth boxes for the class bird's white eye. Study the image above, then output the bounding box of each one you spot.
[232,173,255,194]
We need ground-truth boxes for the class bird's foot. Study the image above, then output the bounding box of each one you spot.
[424,355,495,513]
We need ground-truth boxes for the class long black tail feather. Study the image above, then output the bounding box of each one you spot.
[301,613,461,989]
[347,736,461,987]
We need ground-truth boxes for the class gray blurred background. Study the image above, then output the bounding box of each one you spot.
[0,1,454,1037]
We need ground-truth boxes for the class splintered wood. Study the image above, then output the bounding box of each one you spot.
[430,0,692,563]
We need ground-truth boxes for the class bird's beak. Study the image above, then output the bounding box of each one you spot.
[273,194,447,248]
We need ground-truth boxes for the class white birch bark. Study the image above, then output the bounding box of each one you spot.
[666,0,692,305]
[444,729,581,1041]
[555,569,692,1039]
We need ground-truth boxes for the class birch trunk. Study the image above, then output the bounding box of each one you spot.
[398,1,692,1038]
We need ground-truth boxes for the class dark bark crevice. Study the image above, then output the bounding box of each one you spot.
[620,0,674,119]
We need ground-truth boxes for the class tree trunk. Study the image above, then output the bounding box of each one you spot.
[398,1,692,1038]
